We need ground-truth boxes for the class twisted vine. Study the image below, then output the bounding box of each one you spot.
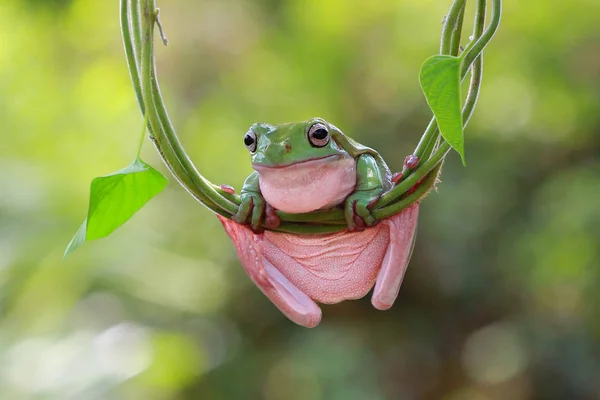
[120,0,502,235]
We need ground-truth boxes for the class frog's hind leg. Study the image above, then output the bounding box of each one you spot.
[217,215,322,328]
[371,203,420,310]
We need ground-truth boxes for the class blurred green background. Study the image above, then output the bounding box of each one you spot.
[1,0,600,399]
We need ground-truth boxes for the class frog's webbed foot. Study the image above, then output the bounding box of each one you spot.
[217,215,321,328]
[233,192,280,232]
[372,203,419,310]
[344,189,382,232]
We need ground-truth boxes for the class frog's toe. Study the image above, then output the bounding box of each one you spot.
[250,198,266,232]
[352,213,366,231]
[233,214,248,225]
[344,200,360,231]
[344,200,372,232]
[233,196,252,225]
[344,193,379,232]
[354,200,377,227]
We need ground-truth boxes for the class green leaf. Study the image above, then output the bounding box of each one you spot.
[64,159,168,260]
[63,220,87,261]
[419,55,465,164]
[86,159,168,239]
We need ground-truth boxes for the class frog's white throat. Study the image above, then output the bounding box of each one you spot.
[254,154,357,214]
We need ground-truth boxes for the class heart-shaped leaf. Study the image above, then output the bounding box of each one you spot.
[419,55,465,164]
[64,159,168,260]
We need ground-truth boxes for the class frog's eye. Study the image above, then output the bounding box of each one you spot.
[244,131,257,153]
[308,123,330,147]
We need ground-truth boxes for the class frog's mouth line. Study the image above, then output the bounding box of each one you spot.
[252,154,341,170]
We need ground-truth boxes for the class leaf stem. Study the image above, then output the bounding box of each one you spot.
[441,0,467,55]
[136,111,149,159]
[122,0,235,215]
[374,164,441,220]
[142,0,239,215]
[450,4,467,56]
[154,8,169,45]
[461,0,502,77]
[123,0,224,214]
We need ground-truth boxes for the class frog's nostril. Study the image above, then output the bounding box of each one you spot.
[285,143,292,153]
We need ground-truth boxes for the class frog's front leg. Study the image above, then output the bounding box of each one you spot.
[233,171,280,232]
[344,154,387,231]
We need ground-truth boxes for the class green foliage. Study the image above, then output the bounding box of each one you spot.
[64,159,167,259]
[419,55,465,163]
[85,160,167,239]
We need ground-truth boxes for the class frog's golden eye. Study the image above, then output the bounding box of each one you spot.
[244,131,257,153]
[308,123,330,147]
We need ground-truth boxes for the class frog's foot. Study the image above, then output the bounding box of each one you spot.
[233,192,264,231]
[217,215,321,328]
[233,192,280,232]
[372,202,420,310]
[344,190,382,232]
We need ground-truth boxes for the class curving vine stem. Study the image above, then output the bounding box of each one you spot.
[120,0,502,235]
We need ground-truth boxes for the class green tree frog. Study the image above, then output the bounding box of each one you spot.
[218,118,419,328]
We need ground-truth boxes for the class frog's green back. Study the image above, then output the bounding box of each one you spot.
[329,124,393,190]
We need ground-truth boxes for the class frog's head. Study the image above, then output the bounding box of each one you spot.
[242,118,357,213]
[244,117,348,167]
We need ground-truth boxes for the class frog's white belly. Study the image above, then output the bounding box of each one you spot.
[261,225,390,304]
[255,154,356,213]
